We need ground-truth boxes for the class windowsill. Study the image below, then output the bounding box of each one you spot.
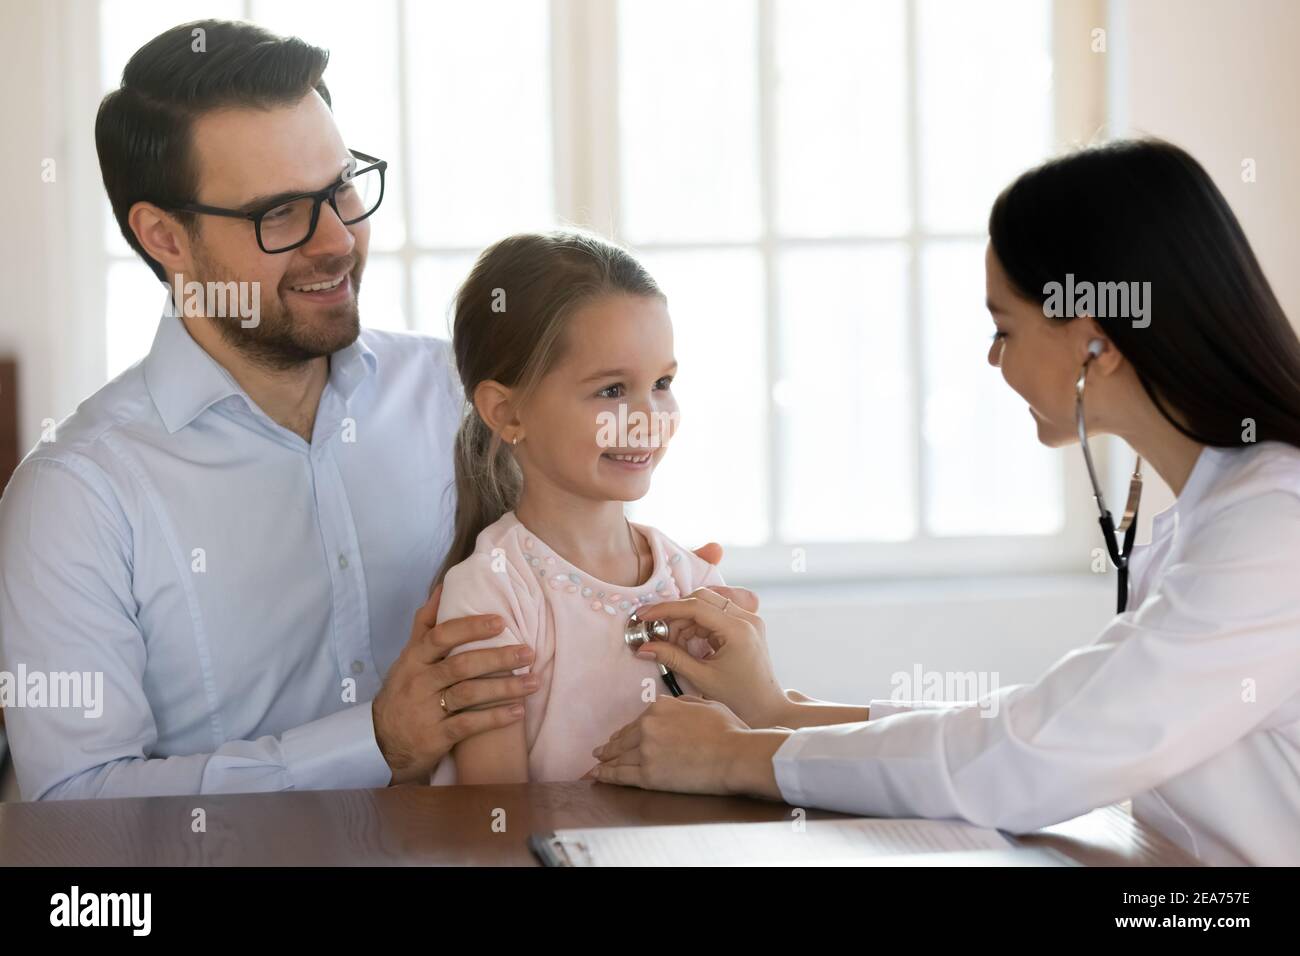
[740,570,1112,611]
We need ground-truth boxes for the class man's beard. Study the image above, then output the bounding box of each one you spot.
[190,244,363,371]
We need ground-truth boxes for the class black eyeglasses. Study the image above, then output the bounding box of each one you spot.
[167,149,387,254]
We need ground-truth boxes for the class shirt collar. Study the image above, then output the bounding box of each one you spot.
[1148,444,1224,537]
[327,330,378,404]
[1171,444,1225,519]
[143,311,242,434]
[144,311,378,434]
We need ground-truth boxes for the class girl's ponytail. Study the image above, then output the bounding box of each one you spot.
[435,410,523,588]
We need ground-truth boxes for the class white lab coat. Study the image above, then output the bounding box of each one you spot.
[772,441,1300,865]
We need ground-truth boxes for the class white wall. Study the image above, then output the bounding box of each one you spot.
[762,574,1113,704]
[1112,0,1300,327]
[2,0,101,455]
[2,0,62,454]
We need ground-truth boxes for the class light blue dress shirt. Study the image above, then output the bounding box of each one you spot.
[0,312,461,799]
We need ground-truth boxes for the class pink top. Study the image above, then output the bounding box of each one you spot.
[430,511,723,784]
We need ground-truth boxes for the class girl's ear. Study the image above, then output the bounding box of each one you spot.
[472,380,520,439]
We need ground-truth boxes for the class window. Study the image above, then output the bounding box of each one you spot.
[95,0,1099,581]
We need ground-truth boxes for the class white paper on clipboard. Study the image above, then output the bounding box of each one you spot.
[540,817,1028,866]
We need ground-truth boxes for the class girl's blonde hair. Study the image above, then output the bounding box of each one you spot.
[434,230,664,589]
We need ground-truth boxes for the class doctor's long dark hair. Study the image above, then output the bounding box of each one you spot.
[989,139,1300,450]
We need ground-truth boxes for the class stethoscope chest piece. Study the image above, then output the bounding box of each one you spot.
[623,612,682,697]
[624,612,669,648]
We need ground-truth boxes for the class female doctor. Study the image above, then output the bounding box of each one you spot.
[590,139,1300,866]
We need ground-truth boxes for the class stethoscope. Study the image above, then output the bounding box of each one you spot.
[623,613,684,697]
[1077,339,1144,613]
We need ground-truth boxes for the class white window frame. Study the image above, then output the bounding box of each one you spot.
[68,0,1112,586]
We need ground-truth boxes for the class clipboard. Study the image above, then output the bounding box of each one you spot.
[529,819,1080,867]
[530,831,591,867]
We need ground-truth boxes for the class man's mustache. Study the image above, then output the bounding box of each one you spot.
[280,256,360,290]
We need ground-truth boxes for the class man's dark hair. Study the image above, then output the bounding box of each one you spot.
[95,19,331,282]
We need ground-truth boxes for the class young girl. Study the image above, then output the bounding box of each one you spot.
[429,231,723,785]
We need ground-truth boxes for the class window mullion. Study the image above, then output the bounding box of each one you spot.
[549,0,578,224]
[904,0,927,542]
[757,0,781,548]
[552,0,620,234]
[395,0,416,329]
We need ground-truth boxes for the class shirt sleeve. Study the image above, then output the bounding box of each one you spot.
[436,550,537,668]
[0,456,392,800]
[430,544,543,786]
[867,699,964,719]
[772,491,1300,832]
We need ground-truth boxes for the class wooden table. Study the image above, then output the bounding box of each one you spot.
[0,782,1198,866]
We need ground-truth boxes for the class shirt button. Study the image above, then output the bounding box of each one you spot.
[351,660,365,675]
[338,554,348,569]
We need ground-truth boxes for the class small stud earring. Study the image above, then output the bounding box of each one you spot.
[512,435,520,446]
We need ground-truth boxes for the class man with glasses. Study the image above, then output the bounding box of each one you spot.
[0,20,543,799]
[172,149,387,257]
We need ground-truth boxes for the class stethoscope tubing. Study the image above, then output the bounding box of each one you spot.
[1076,355,1143,614]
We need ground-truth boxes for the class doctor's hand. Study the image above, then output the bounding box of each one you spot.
[690,542,761,617]
[591,695,789,800]
[632,588,791,729]
[372,584,538,785]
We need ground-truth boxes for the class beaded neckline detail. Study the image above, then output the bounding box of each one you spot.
[512,515,685,616]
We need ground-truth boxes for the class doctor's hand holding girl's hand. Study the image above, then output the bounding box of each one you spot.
[591,695,789,799]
